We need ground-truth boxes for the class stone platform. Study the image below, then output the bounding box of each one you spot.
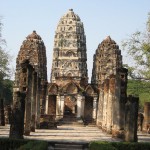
[0,125,150,143]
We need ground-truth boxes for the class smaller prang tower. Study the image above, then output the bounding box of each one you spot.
[51,9,88,86]
[13,31,47,135]
[91,36,128,137]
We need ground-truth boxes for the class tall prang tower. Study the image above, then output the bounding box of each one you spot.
[51,9,88,86]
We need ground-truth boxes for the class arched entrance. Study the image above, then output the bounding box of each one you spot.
[84,96,93,123]
[64,96,77,117]
[48,95,56,115]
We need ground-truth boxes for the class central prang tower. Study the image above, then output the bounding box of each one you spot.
[51,9,88,86]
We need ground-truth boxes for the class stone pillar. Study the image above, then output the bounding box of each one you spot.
[40,80,47,114]
[112,76,121,138]
[143,102,150,132]
[45,95,49,114]
[106,77,115,133]
[31,72,37,132]
[36,77,41,128]
[81,96,85,117]
[56,95,61,120]
[77,95,82,118]
[24,65,33,135]
[4,105,11,124]
[60,96,64,117]
[0,98,5,126]
[96,84,104,128]
[119,68,128,131]
[9,91,26,139]
[102,79,109,131]
[93,96,97,120]
[125,96,139,142]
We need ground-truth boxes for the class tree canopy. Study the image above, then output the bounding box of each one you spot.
[127,79,150,110]
[122,12,150,80]
[0,17,12,104]
[0,18,10,79]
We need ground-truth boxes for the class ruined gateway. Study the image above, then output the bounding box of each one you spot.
[12,9,138,139]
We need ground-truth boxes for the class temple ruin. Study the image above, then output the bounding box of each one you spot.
[46,9,97,123]
[10,9,139,141]
[12,31,47,136]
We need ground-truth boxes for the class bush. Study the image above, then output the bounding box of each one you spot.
[0,138,28,150]
[89,141,117,150]
[0,138,48,150]
[18,140,48,150]
[89,141,150,150]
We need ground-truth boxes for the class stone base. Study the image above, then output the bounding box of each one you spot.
[96,121,102,129]
[40,121,57,129]
[83,118,96,126]
[112,129,125,139]
[106,128,112,134]
[39,114,57,129]
[36,123,40,129]
[9,134,24,139]
[24,130,30,136]
[30,126,35,132]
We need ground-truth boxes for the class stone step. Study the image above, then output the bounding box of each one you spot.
[54,144,83,150]
[58,118,84,126]
[48,142,89,150]
[58,123,84,127]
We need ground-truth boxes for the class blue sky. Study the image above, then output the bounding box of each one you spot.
[0,0,150,81]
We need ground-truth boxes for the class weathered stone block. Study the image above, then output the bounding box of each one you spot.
[9,91,26,139]
[125,96,139,142]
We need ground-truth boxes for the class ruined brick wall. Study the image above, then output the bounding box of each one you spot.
[48,95,56,115]
[92,36,128,137]
[143,102,150,132]
[125,96,139,142]
[13,31,47,135]
[15,31,47,84]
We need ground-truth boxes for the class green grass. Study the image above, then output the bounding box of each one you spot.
[89,141,150,150]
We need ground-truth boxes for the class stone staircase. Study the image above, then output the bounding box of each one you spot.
[48,141,89,150]
[57,116,84,126]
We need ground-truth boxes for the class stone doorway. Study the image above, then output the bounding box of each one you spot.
[64,96,77,117]
[48,95,56,115]
[84,96,93,122]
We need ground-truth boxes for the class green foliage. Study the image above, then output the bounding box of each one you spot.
[122,12,150,79]
[0,138,28,150]
[0,138,48,150]
[89,141,150,150]
[89,141,116,150]
[0,18,10,79]
[0,49,10,78]
[127,79,150,110]
[3,79,13,105]
[0,18,12,104]
[18,140,48,150]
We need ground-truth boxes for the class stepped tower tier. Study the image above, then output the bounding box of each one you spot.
[51,9,88,86]
[91,36,122,86]
[15,30,47,82]
[92,36,128,136]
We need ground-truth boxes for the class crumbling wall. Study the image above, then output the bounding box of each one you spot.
[11,31,47,137]
[125,96,139,142]
[143,102,150,132]
[92,36,131,139]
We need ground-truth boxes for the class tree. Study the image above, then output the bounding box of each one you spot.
[0,17,12,105]
[122,12,150,80]
[127,79,150,110]
[0,17,10,79]
[3,79,13,105]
